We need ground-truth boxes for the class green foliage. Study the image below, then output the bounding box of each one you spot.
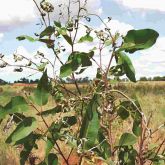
[60,51,94,77]
[118,52,136,82]
[40,26,55,38]
[57,27,73,45]
[54,21,61,28]
[37,62,49,71]
[17,133,41,165]
[6,117,37,144]
[85,110,100,149]
[118,147,137,165]
[38,105,62,117]
[33,70,49,106]
[119,29,159,53]
[79,94,101,152]
[47,153,58,165]
[97,129,111,159]
[1,1,163,165]
[117,102,130,120]
[78,34,93,43]
[0,96,28,119]
[16,35,37,42]
[119,133,137,146]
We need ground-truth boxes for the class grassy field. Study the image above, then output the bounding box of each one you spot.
[0,81,164,165]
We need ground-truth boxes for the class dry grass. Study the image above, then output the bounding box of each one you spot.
[0,81,164,164]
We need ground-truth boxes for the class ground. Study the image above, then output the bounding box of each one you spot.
[0,81,164,165]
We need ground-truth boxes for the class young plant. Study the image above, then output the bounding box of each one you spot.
[0,0,164,165]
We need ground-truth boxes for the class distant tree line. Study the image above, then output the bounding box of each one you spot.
[14,76,90,84]
[0,79,7,85]
[0,75,165,85]
[65,77,90,83]
[14,77,39,84]
[139,76,165,81]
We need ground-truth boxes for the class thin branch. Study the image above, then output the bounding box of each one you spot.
[32,0,47,27]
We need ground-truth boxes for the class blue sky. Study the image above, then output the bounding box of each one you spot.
[0,0,165,82]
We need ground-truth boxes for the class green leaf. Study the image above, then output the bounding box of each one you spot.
[39,39,55,48]
[96,68,102,79]
[62,116,77,128]
[63,34,73,45]
[58,27,67,35]
[119,133,137,146]
[120,29,159,53]
[78,34,93,43]
[48,153,58,165]
[54,21,62,28]
[0,96,28,119]
[118,52,136,82]
[38,162,47,165]
[37,62,48,71]
[16,35,37,42]
[48,123,62,141]
[12,113,26,124]
[109,65,125,77]
[85,110,100,149]
[33,70,49,106]
[117,103,130,120]
[80,94,100,150]
[57,27,73,45]
[80,94,100,139]
[132,120,141,136]
[105,39,112,46]
[131,103,142,136]
[118,147,137,165]
[153,160,165,165]
[44,138,54,164]
[16,133,41,165]
[60,62,73,78]
[60,51,94,77]
[6,117,37,144]
[40,26,55,38]
[37,105,62,117]
[97,129,111,159]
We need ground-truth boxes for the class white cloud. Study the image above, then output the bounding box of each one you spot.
[1,18,132,81]
[101,19,134,36]
[132,37,165,78]
[47,0,102,23]
[114,0,165,12]
[0,33,4,42]
[0,0,102,32]
[0,0,36,31]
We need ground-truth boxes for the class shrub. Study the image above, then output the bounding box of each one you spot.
[0,1,164,165]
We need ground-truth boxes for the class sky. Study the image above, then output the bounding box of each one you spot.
[0,0,165,82]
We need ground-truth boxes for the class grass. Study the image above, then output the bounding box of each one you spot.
[0,81,164,164]
[113,81,165,128]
